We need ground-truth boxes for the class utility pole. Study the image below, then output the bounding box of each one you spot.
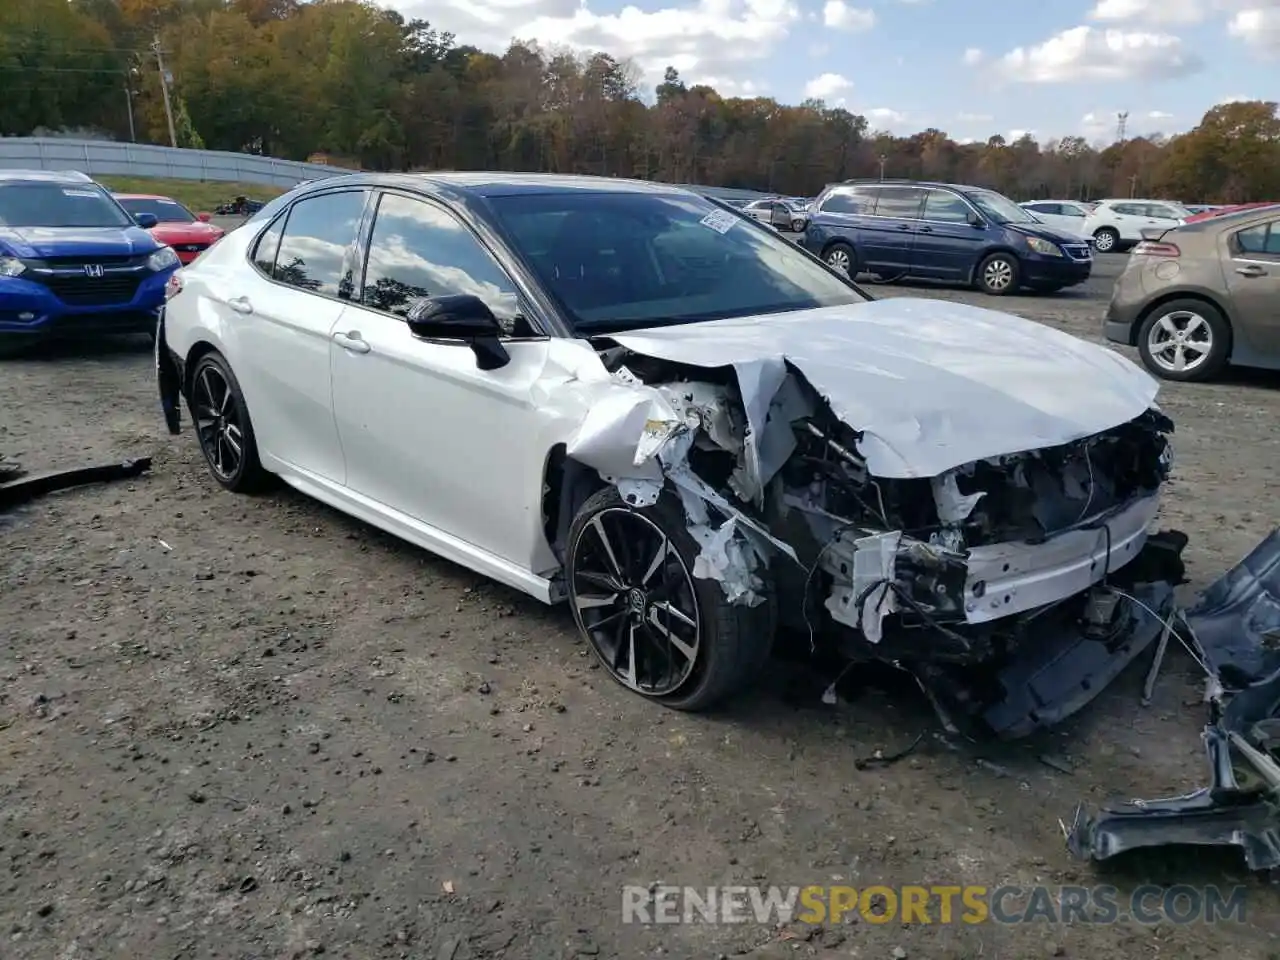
[153,36,178,148]
[123,82,136,142]
[1115,111,1128,144]
[878,154,887,180]
[1129,173,1138,198]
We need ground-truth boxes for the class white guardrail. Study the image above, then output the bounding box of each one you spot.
[0,138,354,188]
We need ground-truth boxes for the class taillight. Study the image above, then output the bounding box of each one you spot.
[1132,240,1180,257]
[165,273,184,300]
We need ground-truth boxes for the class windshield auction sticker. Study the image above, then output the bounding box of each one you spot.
[699,209,739,234]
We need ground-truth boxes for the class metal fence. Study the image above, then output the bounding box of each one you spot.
[0,138,353,187]
[0,138,784,200]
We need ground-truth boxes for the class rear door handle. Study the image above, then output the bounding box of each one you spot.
[917,226,933,233]
[333,331,371,354]
[227,296,253,315]
[1236,264,1266,277]
[897,223,912,231]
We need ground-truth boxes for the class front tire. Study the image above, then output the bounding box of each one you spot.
[1093,227,1119,253]
[823,242,857,278]
[188,351,269,492]
[1136,299,1230,382]
[975,252,1020,295]
[566,487,774,712]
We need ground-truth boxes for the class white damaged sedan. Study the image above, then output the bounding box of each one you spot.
[157,173,1183,737]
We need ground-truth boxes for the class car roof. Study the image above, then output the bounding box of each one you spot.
[830,179,998,193]
[307,171,697,200]
[112,193,177,201]
[0,169,94,185]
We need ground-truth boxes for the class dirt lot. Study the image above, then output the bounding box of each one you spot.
[2,256,1279,959]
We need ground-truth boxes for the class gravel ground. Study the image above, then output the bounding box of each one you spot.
[2,245,1279,959]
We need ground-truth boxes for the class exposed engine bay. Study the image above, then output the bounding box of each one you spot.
[561,340,1184,738]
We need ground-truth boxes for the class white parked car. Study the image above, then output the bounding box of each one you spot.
[156,172,1181,736]
[1081,199,1192,253]
[1019,200,1093,238]
[742,198,808,232]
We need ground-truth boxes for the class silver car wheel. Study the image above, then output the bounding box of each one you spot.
[983,257,1014,291]
[826,249,851,275]
[1094,230,1116,252]
[1147,310,1212,374]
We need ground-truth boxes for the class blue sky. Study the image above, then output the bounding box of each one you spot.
[392,0,1279,144]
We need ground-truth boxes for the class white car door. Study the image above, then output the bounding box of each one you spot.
[230,188,369,484]
[329,190,554,568]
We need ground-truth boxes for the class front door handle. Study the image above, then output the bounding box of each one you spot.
[897,223,912,231]
[917,225,933,233]
[333,331,371,354]
[1236,264,1266,277]
[227,296,253,315]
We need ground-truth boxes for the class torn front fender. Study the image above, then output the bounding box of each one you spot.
[156,309,182,436]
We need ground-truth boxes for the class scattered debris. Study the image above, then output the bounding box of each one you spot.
[854,734,924,770]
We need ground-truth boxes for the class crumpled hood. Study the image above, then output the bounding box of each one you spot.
[0,225,160,259]
[609,297,1159,479]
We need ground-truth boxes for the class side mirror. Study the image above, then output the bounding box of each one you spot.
[135,212,159,229]
[968,212,985,229]
[196,212,212,223]
[406,294,509,370]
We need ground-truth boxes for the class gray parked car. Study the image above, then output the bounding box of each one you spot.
[1104,203,1280,381]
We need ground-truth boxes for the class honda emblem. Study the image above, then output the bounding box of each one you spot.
[84,264,104,278]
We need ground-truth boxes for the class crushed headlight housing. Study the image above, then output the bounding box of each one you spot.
[146,246,179,272]
[1025,236,1063,257]
[0,256,26,278]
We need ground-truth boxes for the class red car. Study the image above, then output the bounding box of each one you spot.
[112,193,226,264]
[1184,201,1280,223]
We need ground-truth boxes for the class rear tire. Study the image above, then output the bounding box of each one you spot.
[566,486,775,712]
[188,351,270,493]
[1136,298,1231,383]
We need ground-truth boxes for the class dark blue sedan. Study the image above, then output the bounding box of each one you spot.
[799,179,1093,295]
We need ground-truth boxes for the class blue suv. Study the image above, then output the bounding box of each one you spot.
[800,180,1093,296]
[0,170,180,352]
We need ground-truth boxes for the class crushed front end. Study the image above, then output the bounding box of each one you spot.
[558,336,1184,738]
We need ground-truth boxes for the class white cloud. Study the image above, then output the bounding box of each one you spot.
[1008,128,1035,140]
[961,47,984,65]
[803,72,852,99]
[1147,109,1174,119]
[1228,8,1280,56]
[1216,92,1258,104]
[1088,0,1206,24]
[396,0,803,91]
[822,1,875,31]
[864,107,910,129]
[1081,108,1179,140]
[996,26,1203,82]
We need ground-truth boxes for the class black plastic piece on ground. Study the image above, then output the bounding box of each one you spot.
[0,457,152,511]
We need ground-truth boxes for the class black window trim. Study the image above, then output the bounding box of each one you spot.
[245,186,370,304]
[351,187,550,343]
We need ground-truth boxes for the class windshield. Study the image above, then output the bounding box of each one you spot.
[0,182,133,228]
[116,196,196,223]
[488,191,867,333]
[966,189,1038,224]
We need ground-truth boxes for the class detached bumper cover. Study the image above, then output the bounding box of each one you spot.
[1068,528,1280,872]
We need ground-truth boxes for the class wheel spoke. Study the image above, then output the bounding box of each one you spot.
[224,424,243,456]
[575,592,619,610]
[1158,315,1178,335]
[588,515,623,578]
[640,537,668,586]
[646,604,697,661]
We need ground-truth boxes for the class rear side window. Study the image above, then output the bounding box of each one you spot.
[271,190,367,298]
[819,189,871,215]
[874,187,925,220]
[1145,204,1178,219]
[1111,203,1143,216]
[1235,221,1280,256]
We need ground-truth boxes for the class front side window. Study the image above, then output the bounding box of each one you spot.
[271,190,367,297]
[1235,221,1280,256]
[488,191,867,334]
[116,197,195,223]
[360,193,520,326]
[966,189,1037,224]
[922,190,971,223]
[874,187,925,220]
[0,181,132,228]
[819,189,871,215]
